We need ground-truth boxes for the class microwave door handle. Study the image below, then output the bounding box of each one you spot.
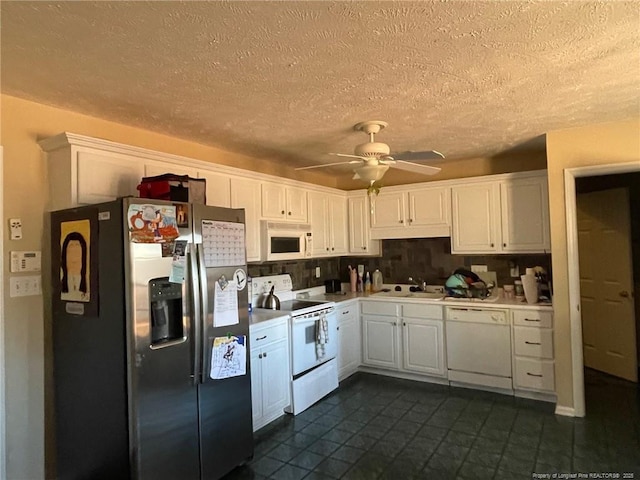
[196,243,209,385]
[187,244,201,386]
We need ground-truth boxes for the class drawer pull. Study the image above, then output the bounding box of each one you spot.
[256,335,267,341]
[525,341,541,345]
[342,310,350,314]
[524,318,541,322]
[526,372,543,377]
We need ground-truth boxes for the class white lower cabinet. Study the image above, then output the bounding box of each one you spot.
[250,319,290,431]
[336,303,361,380]
[511,309,555,395]
[401,303,446,377]
[361,301,446,378]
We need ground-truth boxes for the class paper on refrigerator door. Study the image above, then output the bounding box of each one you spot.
[210,335,246,379]
[213,279,239,327]
[201,220,246,267]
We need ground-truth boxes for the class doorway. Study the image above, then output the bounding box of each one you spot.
[565,163,640,417]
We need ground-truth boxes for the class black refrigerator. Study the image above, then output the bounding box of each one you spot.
[49,197,253,480]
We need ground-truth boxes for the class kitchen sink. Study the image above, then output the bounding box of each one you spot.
[372,291,444,300]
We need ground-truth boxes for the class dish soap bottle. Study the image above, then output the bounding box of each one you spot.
[364,272,371,292]
[372,269,383,292]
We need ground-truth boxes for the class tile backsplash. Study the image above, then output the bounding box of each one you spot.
[249,237,551,291]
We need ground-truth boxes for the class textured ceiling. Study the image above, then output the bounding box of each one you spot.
[2,1,639,188]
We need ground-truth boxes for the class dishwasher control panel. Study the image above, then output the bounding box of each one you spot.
[445,307,508,324]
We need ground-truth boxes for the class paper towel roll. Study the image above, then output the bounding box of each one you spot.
[521,273,538,304]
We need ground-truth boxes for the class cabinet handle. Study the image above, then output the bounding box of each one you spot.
[399,220,404,224]
[337,326,340,331]
[256,335,267,341]
[525,341,541,345]
[281,210,285,214]
[288,211,292,215]
[263,352,267,358]
[403,322,406,326]
[490,243,494,247]
[524,318,541,322]
[503,243,507,248]
[391,321,396,325]
[326,247,330,251]
[258,353,263,359]
[331,247,335,251]
[408,219,413,223]
[526,372,543,377]
[362,246,367,250]
[342,310,350,314]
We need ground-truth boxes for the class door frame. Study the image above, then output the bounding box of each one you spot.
[565,161,640,418]
[0,146,5,480]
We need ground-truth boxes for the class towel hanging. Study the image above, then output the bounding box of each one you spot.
[315,313,329,360]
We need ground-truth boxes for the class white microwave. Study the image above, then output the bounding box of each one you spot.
[261,221,313,261]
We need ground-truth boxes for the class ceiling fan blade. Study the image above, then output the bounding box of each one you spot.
[391,160,442,175]
[392,150,445,162]
[295,160,361,171]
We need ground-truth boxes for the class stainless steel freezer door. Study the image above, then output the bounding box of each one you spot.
[128,218,201,479]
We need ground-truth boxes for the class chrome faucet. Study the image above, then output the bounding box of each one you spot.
[408,277,427,291]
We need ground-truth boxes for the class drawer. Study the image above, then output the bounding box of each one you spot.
[445,307,508,324]
[250,321,288,348]
[512,309,553,328]
[336,306,357,322]
[361,301,397,316]
[513,327,554,359]
[401,303,443,320]
[514,357,555,392]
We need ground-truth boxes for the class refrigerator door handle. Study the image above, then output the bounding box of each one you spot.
[196,243,209,384]
[188,243,201,386]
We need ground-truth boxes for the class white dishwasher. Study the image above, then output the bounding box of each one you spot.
[445,307,513,390]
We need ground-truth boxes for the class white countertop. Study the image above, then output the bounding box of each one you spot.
[248,309,289,326]
[308,291,553,310]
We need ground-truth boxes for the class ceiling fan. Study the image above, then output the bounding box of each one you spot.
[296,120,444,186]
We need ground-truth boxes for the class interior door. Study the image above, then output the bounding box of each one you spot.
[578,188,637,382]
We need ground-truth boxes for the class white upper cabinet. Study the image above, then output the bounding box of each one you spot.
[230,177,261,262]
[198,171,232,208]
[451,172,550,254]
[144,162,198,179]
[500,176,550,252]
[370,186,450,239]
[261,182,307,222]
[347,194,380,255]
[308,191,348,256]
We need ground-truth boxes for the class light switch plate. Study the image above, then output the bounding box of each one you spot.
[9,275,42,297]
[315,266,321,278]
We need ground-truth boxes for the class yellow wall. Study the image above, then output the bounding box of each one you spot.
[546,118,640,411]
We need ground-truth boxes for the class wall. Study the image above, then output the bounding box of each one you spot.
[546,118,640,413]
[0,94,339,480]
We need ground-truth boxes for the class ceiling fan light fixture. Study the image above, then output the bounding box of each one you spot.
[353,164,389,183]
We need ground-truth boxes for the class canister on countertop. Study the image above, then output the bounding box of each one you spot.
[514,280,524,301]
[372,269,383,292]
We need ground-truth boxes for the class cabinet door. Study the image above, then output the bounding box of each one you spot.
[231,177,261,262]
[337,306,360,380]
[261,339,290,417]
[371,191,405,228]
[362,315,399,369]
[77,150,144,205]
[250,349,263,427]
[308,192,330,256]
[261,183,286,219]
[401,318,445,376]
[198,171,231,208]
[328,195,348,255]
[451,182,501,253]
[408,187,450,227]
[286,186,308,222]
[348,196,369,254]
[500,176,550,252]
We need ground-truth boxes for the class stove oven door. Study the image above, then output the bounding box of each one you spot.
[290,310,337,376]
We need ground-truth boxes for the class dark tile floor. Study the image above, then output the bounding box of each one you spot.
[225,369,640,479]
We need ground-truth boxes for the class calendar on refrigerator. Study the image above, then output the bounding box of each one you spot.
[201,220,246,267]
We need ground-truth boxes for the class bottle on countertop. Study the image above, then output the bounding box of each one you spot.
[364,272,371,292]
[372,269,383,292]
[349,265,358,293]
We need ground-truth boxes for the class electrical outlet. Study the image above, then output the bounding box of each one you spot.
[315,266,321,278]
[9,218,22,240]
